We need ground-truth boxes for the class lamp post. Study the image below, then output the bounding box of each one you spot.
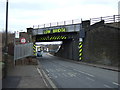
[4,0,9,78]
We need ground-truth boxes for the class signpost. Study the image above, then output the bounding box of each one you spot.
[15,31,19,38]
[20,37,26,44]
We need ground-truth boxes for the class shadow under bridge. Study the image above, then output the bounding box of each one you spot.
[36,32,79,61]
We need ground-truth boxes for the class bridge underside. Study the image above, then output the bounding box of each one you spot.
[55,39,79,60]
[35,32,79,60]
[36,32,78,42]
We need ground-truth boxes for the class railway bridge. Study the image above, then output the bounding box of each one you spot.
[27,20,88,61]
[26,15,120,66]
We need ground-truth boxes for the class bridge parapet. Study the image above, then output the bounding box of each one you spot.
[33,19,81,29]
[90,15,120,25]
[29,15,120,36]
[32,23,82,36]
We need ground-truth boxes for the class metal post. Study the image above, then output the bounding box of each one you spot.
[13,32,16,66]
[38,25,39,28]
[44,24,45,28]
[72,20,74,24]
[57,22,59,26]
[113,15,115,22]
[81,18,82,23]
[101,17,102,21]
[5,0,8,53]
[90,18,91,24]
[64,21,66,25]
[4,0,9,78]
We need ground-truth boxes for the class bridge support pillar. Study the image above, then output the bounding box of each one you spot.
[55,39,79,61]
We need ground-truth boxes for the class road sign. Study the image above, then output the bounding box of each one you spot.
[20,37,26,44]
[15,31,19,38]
[79,38,83,42]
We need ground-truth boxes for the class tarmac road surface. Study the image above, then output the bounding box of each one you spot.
[38,53,119,89]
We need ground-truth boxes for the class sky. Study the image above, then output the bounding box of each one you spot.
[118,1,120,15]
[0,0,119,32]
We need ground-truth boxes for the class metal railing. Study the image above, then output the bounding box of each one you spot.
[90,15,120,24]
[14,43,33,60]
[33,19,81,29]
[33,15,120,29]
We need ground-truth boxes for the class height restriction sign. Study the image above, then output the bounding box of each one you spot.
[20,37,26,44]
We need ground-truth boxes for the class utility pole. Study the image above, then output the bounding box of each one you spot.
[4,0,9,78]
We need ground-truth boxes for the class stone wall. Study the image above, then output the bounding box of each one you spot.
[54,21,120,66]
[83,24,120,66]
[55,38,79,61]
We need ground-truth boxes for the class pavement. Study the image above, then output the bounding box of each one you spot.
[78,61,119,72]
[2,54,119,89]
[2,58,54,89]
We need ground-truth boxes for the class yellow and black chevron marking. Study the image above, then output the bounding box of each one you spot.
[79,42,83,60]
[37,36,67,41]
[33,44,36,56]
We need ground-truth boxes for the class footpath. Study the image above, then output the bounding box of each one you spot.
[2,57,55,89]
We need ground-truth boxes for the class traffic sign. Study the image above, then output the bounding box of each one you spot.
[20,38,26,44]
[15,31,19,38]
[79,38,83,42]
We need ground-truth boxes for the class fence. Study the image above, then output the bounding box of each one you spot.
[33,15,120,29]
[33,19,81,29]
[90,15,120,24]
[14,43,33,60]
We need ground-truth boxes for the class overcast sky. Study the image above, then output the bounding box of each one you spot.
[0,0,119,32]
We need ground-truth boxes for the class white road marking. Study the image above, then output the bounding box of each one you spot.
[42,70,57,89]
[112,82,120,86]
[86,77,95,81]
[62,73,68,77]
[56,68,61,72]
[46,69,50,72]
[36,68,48,87]
[67,72,76,77]
[73,69,95,77]
[47,53,53,56]
[78,70,95,77]
[104,84,111,88]
[73,69,77,71]
[54,76,58,78]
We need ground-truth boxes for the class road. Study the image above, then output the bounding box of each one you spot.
[38,53,119,89]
